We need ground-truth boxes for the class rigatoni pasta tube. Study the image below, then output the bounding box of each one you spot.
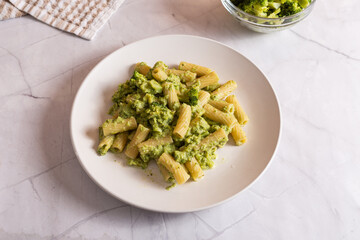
[152,68,168,81]
[97,135,115,156]
[173,104,191,138]
[128,130,136,140]
[208,99,234,114]
[203,104,237,128]
[225,95,249,125]
[211,80,237,100]
[157,163,172,182]
[137,135,173,149]
[110,132,128,153]
[198,72,219,89]
[198,90,210,107]
[231,122,247,146]
[166,69,196,82]
[134,62,151,76]
[178,61,212,77]
[125,124,150,159]
[101,117,137,136]
[185,158,204,181]
[200,128,227,146]
[163,82,180,110]
[181,163,189,174]
[153,61,167,70]
[158,152,190,184]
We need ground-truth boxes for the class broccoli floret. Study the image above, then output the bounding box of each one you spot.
[278,1,302,17]
[187,88,199,106]
[179,87,199,106]
[130,71,147,88]
[298,0,310,8]
[235,0,269,17]
[268,2,281,9]
[253,4,269,17]
[231,0,310,18]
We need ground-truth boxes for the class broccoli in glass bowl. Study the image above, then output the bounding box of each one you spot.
[222,0,316,33]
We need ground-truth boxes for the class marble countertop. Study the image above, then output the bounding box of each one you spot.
[1,0,360,239]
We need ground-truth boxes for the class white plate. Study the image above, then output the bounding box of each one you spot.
[70,35,281,213]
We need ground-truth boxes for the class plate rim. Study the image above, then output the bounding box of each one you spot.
[70,34,282,213]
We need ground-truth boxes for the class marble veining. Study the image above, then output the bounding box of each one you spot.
[1,0,360,239]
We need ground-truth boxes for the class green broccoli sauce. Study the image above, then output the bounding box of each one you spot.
[184,117,210,145]
[231,0,311,18]
[165,74,182,91]
[128,158,148,169]
[174,127,228,169]
[166,182,176,190]
[139,143,176,163]
[97,145,109,156]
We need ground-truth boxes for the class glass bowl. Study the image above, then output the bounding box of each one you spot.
[221,0,316,33]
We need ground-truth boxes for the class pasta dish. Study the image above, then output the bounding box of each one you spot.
[97,61,249,189]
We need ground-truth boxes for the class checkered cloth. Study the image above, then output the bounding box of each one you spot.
[0,1,25,20]
[0,0,124,40]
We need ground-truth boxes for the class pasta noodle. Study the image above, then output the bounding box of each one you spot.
[203,104,237,128]
[128,130,136,140]
[134,62,151,76]
[225,95,249,125]
[152,67,168,81]
[173,104,191,138]
[125,124,151,159]
[179,61,212,76]
[97,135,115,156]
[185,158,204,181]
[110,132,129,153]
[137,135,173,149]
[198,72,219,89]
[208,99,235,114]
[158,152,190,184]
[231,122,247,146]
[157,163,172,182]
[200,128,228,146]
[101,117,137,136]
[198,90,210,107]
[211,80,237,100]
[166,69,196,82]
[163,82,180,110]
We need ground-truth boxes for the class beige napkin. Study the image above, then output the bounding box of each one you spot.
[0,0,124,40]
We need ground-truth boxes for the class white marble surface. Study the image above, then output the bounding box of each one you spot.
[1,0,360,239]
